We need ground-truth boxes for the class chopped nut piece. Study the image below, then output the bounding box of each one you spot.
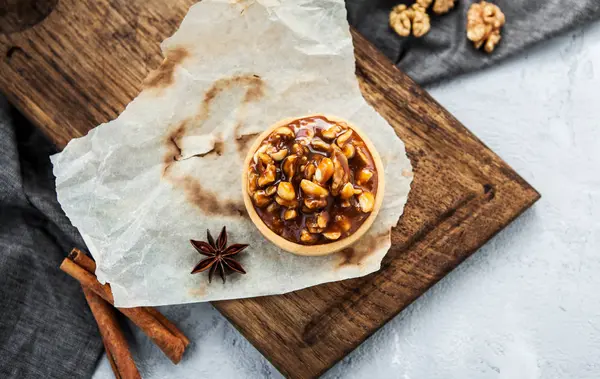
[258,152,273,165]
[340,200,351,208]
[266,202,280,213]
[342,143,355,159]
[300,229,319,244]
[356,168,374,185]
[248,171,258,195]
[316,212,330,229]
[283,209,297,220]
[277,181,296,201]
[331,146,350,196]
[274,126,295,139]
[340,182,356,200]
[275,195,298,208]
[253,144,269,164]
[314,158,334,184]
[467,1,505,53]
[335,130,353,148]
[353,187,363,195]
[252,190,272,208]
[358,192,375,213]
[321,125,342,140]
[265,185,277,196]
[295,127,315,145]
[257,164,276,187]
[335,215,352,232]
[269,148,288,161]
[282,155,298,179]
[311,138,331,152]
[322,229,342,241]
[307,224,324,234]
[300,179,329,198]
[291,143,305,156]
[354,145,370,165]
[304,198,328,210]
[389,4,430,38]
[303,162,317,181]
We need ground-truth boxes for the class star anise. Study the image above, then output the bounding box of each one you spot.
[190,226,247,283]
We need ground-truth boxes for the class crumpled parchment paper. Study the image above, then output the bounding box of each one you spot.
[51,0,413,307]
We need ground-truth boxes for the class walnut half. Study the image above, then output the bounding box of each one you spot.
[389,4,431,38]
[467,1,506,53]
[416,0,456,15]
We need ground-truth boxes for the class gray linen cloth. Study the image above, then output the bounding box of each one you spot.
[1,1,599,378]
[0,98,103,378]
[347,0,600,85]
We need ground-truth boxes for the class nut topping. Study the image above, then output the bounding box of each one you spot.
[265,185,277,196]
[269,148,288,161]
[356,168,373,185]
[331,146,350,196]
[314,158,334,185]
[253,190,272,208]
[322,229,341,241]
[282,155,298,179]
[342,143,355,159]
[354,145,370,165]
[277,182,296,201]
[335,215,352,232]
[248,116,379,245]
[266,202,280,213]
[340,182,356,200]
[274,126,295,139]
[258,152,273,165]
[335,129,353,148]
[291,143,306,156]
[300,179,329,198]
[300,230,318,244]
[304,198,328,210]
[321,125,342,140]
[358,192,375,213]
[275,195,298,208]
[303,163,317,181]
[295,127,315,145]
[310,138,331,152]
[257,164,276,187]
[283,209,297,220]
[316,211,330,229]
[248,171,258,195]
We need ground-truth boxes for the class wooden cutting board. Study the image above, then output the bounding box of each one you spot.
[0,1,540,378]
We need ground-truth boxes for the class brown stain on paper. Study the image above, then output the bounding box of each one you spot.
[161,74,266,217]
[336,232,390,268]
[144,47,190,89]
[162,120,188,175]
[188,286,207,298]
[234,131,259,157]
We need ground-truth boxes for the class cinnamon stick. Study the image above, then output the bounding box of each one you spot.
[83,288,140,379]
[69,249,190,348]
[61,258,187,363]
[103,339,121,379]
[144,307,190,347]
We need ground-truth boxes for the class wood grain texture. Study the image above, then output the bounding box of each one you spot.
[0,1,540,378]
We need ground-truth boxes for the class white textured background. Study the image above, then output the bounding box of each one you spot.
[94,21,600,379]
